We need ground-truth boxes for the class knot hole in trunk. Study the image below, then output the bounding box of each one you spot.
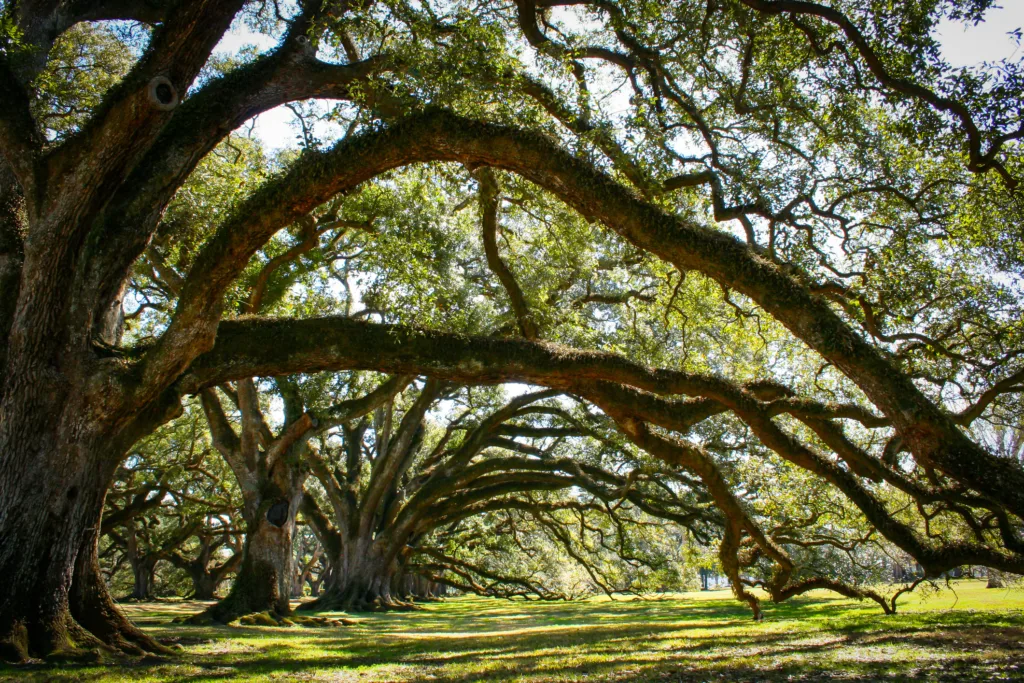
[147,76,179,111]
[266,500,289,527]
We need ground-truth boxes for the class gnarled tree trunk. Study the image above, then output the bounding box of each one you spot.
[301,538,403,612]
[0,421,175,662]
[0,429,123,661]
[194,376,410,622]
[0,0,255,660]
[193,481,304,623]
[186,378,319,624]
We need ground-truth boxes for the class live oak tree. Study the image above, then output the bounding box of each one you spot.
[165,522,243,601]
[188,373,407,623]
[2,0,1024,661]
[297,379,712,610]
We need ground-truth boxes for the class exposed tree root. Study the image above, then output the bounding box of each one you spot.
[1,551,174,663]
[72,539,175,659]
[178,562,356,628]
[179,609,354,628]
[182,555,291,626]
[0,614,103,664]
[298,586,419,613]
[0,610,172,665]
[239,612,355,628]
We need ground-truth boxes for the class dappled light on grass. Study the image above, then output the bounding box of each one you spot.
[2,580,1022,682]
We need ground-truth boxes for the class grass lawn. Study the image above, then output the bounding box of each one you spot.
[3,580,1023,682]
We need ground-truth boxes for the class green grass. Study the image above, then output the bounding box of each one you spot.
[4,580,1024,682]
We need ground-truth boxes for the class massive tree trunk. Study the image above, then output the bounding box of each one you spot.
[297,383,439,613]
[0,203,184,657]
[193,376,410,622]
[0,421,174,661]
[0,0,254,660]
[193,482,304,623]
[123,530,159,601]
[0,165,115,657]
[127,559,158,602]
[0,189,190,656]
[70,525,170,658]
[0,429,123,661]
[186,380,313,624]
[301,537,404,612]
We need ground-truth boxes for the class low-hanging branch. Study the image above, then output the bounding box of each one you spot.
[180,315,1024,615]
[142,108,1019,527]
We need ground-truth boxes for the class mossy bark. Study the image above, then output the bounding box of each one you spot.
[70,530,172,657]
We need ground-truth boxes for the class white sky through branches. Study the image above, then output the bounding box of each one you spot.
[216,4,1024,153]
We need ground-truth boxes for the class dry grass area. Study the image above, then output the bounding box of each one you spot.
[3,580,1024,682]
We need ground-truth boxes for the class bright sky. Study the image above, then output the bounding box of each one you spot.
[936,3,1024,66]
[217,5,1024,152]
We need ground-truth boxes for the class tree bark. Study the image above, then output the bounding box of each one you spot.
[0,160,23,390]
[0,0,353,660]
[70,526,171,657]
[300,537,405,612]
[192,486,303,623]
[0,423,176,661]
[0,427,116,661]
[127,559,158,602]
